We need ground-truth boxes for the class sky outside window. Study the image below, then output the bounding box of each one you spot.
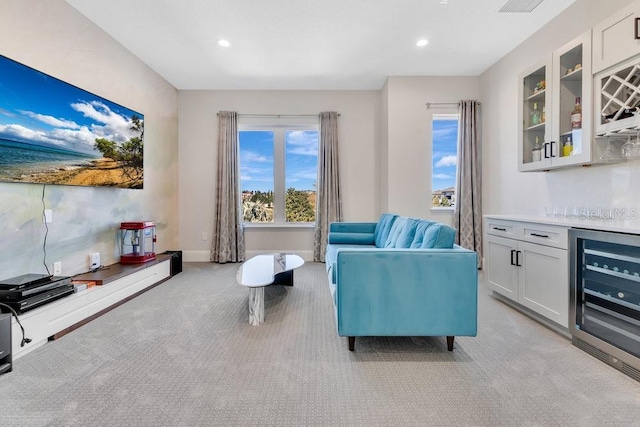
[239,130,274,192]
[432,116,459,193]
[285,130,318,191]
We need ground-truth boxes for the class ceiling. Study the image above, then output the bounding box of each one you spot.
[64,0,576,91]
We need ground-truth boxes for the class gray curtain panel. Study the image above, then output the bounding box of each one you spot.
[453,100,482,268]
[314,111,342,262]
[211,111,245,263]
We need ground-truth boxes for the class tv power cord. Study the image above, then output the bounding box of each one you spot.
[0,302,32,347]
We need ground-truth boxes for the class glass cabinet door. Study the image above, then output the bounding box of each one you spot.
[518,60,551,171]
[551,31,592,167]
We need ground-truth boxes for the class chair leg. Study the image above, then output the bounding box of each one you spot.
[446,336,454,351]
[348,337,355,351]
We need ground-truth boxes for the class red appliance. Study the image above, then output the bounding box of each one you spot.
[120,222,156,264]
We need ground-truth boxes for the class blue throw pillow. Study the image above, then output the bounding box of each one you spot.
[374,213,398,247]
[410,220,435,248]
[384,217,409,248]
[420,223,456,249]
[393,218,420,248]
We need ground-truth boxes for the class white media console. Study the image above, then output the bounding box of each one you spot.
[10,256,171,360]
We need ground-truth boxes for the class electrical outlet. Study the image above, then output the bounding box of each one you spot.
[90,252,100,270]
[201,232,208,241]
[53,261,62,276]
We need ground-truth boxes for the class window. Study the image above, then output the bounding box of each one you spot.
[431,114,459,209]
[239,119,318,224]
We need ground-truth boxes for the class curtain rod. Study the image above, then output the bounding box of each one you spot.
[425,102,481,109]
[216,112,341,117]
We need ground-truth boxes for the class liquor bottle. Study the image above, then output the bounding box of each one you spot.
[532,136,542,162]
[541,106,546,123]
[530,102,541,127]
[571,97,582,129]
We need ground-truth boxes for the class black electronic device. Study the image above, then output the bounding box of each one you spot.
[0,312,11,375]
[0,276,72,299]
[0,273,52,290]
[2,285,74,314]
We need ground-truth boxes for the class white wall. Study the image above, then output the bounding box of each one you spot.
[384,76,481,225]
[0,0,179,278]
[481,0,636,217]
[178,90,379,261]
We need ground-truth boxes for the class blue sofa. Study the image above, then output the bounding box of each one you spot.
[325,213,478,351]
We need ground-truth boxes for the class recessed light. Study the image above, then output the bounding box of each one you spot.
[416,39,428,47]
[218,39,230,47]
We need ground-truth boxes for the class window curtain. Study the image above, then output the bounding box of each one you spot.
[210,111,245,263]
[313,111,342,262]
[453,100,482,268]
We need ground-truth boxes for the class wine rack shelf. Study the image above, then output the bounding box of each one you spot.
[596,57,640,137]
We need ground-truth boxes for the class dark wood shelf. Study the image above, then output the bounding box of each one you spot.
[73,254,170,285]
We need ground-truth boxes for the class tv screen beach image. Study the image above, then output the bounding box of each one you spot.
[0,55,144,189]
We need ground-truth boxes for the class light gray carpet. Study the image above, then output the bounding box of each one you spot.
[1,262,639,426]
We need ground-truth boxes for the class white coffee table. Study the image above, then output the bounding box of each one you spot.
[236,253,304,325]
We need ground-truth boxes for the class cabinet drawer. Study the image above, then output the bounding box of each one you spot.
[486,219,518,237]
[522,223,568,249]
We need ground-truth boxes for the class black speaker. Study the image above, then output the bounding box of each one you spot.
[0,313,12,375]
[163,250,182,276]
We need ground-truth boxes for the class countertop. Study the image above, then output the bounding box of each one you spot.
[484,213,640,235]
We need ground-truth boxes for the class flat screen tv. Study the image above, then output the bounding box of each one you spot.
[0,54,144,189]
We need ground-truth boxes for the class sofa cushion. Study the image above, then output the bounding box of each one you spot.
[384,216,409,248]
[410,220,435,248]
[393,218,420,248]
[328,232,375,245]
[420,223,456,249]
[374,213,398,248]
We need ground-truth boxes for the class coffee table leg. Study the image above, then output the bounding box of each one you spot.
[273,269,294,286]
[248,287,265,325]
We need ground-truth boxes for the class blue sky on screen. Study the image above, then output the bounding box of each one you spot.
[0,55,142,156]
[239,130,318,192]
[432,117,458,191]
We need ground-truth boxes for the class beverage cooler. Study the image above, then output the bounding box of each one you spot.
[570,228,640,380]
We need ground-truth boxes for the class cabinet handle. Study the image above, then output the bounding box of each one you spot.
[531,233,549,238]
[550,141,556,158]
[516,250,522,267]
[544,142,549,159]
[635,18,640,39]
[493,227,507,231]
[510,249,516,266]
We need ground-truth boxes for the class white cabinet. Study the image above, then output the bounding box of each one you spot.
[591,1,640,164]
[485,218,569,328]
[519,31,592,171]
[10,259,171,360]
[592,0,640,74]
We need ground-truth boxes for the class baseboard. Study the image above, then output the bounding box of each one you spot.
[182,250,211,262]
[183,250,315,262]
